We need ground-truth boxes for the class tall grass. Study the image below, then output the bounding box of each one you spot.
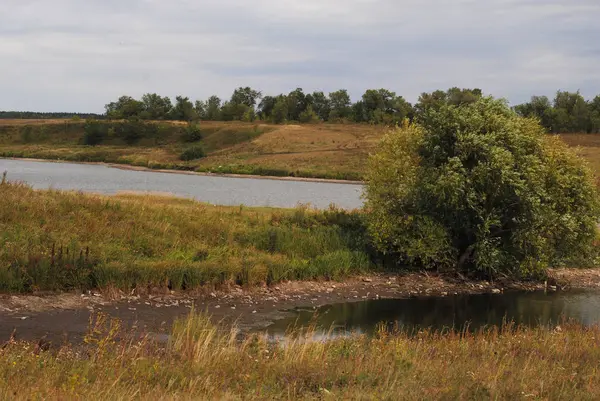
[0,181,371,292]
[1,311,600,399]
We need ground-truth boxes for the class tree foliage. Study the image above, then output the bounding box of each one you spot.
[365,97,600,278]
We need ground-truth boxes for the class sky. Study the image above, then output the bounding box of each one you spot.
[1,0,599,113]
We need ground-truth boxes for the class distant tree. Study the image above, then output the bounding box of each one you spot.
[286,88,308,121]
[230,87,262,108]
[328,89,352,121]
[205,96,221,121]
[258,96,277,120]
[194,100,207,120]
[242,107,256,122]
[310,91,331,121]
[271,96,288,124]
[352,100,368,123]
[141,93,172,120]
[170,96,197,121]
[514,96,555,132]
[298,105,319,123]
[589,96,600,133]
[105,96,144,119]
[553,91,590,132]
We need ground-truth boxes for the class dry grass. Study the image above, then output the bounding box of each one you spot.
[0,181,371,292]
[1,310,600,400]
[0,120,386,180]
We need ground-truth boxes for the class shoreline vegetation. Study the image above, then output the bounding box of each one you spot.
[2,311,600,399]
[0,180,372,293]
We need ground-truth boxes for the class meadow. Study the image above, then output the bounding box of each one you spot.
[0,179,371,292]
[1,311,599,400]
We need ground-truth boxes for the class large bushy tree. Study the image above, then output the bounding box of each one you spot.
[365,97,600,278]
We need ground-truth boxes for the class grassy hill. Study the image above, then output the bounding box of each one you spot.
[0,119,387,180]
[1,119,599,181]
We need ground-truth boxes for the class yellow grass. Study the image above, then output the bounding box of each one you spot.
[2,311,600,400]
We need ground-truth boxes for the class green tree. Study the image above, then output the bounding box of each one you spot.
[104,96,144,119]
[553,91,590,132]
[271,96,288,124]
[310,91,331,121]
[170,96,197,121]
[230,87,262,107]
[589,96,600,133]
[194,100,207,120]
[514,96,555,132]
[298,105,319,123]
[365,97,600,278]
[286,88,308,121]
[205,96,221,121]
[141,93,172,120]
[258,96,277,120]
[328,89,352,121]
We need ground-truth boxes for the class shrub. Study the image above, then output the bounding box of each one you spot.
[180,145,206,161]
[181,123,203,142]
[365,97,600,278]
[83,120,108,145]
[299,105,320,123]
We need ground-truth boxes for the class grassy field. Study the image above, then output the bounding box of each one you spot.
[0,119,386,180]
[0,180,371,292]
[1,311,599,400]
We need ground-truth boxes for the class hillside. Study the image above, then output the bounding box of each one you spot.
[1,119,599,181]
[0,120,387,180]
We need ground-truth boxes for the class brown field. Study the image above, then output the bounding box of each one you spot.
[1,119,600,180]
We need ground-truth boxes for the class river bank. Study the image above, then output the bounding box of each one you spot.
[1,268,598,344]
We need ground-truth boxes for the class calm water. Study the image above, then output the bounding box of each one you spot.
[0,159,364,209]
[267,290,600,337]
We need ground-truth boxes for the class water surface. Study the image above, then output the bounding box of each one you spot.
[0,159,364,209]
[267,290,600,337]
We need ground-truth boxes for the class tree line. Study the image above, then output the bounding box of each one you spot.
[0,111,103,119]
[102,87,600,133]
[3,88,600,133]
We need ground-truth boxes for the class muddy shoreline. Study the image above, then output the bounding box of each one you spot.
[1,269,598,344]
[1,157,364,185]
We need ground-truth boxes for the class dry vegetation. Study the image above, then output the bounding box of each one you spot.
[0,120,387,180]
[1,311,599,400]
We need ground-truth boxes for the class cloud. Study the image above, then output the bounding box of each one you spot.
[0,0,599,112]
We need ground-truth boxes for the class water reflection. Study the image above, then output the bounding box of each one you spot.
[267,291,600,337]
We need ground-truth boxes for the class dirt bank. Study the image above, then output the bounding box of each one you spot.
[1,269,598,344]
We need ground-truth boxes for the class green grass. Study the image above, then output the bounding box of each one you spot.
[2,311,600,399]
[0,181,372,292]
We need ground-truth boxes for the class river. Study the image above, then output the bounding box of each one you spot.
[0,159,364,209]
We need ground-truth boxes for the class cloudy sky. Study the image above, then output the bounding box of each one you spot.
[1,0,599,112]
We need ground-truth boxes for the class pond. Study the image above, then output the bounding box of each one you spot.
[0,159,364,209]
[266,290,600,338]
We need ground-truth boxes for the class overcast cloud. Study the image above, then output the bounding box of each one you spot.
[1,0,599,112]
